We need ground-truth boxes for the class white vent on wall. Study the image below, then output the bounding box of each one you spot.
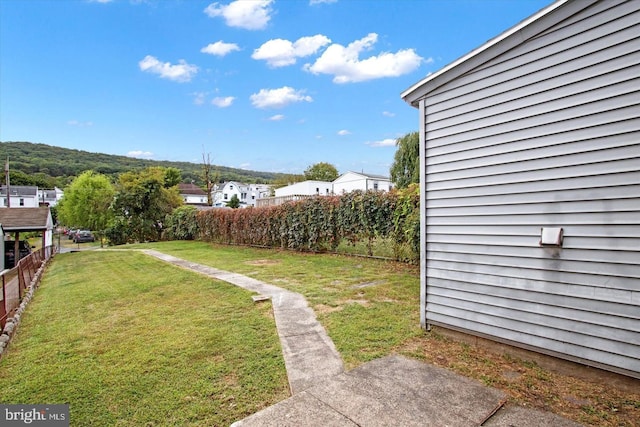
[540,227,564,247]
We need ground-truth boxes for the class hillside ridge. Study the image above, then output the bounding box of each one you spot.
[0,141,287,188]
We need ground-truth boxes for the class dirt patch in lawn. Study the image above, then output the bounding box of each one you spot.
[314,304,342,314]
[245,259,281,266]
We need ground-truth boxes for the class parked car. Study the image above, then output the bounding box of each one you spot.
[4,240,33,269]
[73,230,95,243]
[67,229,78,240]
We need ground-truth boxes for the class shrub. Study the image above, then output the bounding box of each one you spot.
[195,190,420,262]
[165,205,199,240]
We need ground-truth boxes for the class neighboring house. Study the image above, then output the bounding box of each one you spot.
[402,0,639,378]
[247,183,272,207]
[259,173,393,207]
[275,180,333,198]
[332,171,393,194]
[257,180,334,207]
[0,186,39,208]
[37,187,64,207]
[213,181,272,208]
[178,183,209,206]
[0,207,54,269]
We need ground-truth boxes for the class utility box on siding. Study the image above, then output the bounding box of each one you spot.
[402,0,640,378]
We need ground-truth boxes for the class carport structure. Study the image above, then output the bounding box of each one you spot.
[0,207,53,268]
[0,207,54,328]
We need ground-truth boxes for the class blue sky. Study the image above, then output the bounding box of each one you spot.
[0,0,553,177]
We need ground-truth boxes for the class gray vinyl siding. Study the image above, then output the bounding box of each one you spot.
[420,0,640,377]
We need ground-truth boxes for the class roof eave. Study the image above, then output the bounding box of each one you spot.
[401,0,571,107]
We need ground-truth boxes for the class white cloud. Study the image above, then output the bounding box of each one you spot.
[204,0,273,30]
[138,55,198,82]
[337,129,351,136]
[211,96,235,107]
[88,0,113,3]
[268,114,285,121]
[382,111,395,117]
[201,41,240,56]
[250,86,312,109]
[193,92,207,105]
[239,163,251,169]
[310,0,337,4]
[128,150,154,159]
[304,33,425,83]
[67,120,93,127]
[366,138,396,147]
[252,35,330,67]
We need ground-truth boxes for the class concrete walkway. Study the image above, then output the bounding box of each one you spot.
[141,250,583,427]
[142,250,344,394]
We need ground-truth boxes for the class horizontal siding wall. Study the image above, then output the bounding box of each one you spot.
[422,0,640,377]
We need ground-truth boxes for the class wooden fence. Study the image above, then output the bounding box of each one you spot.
[0,246,54,329]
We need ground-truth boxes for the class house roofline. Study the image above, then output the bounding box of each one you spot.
[401,0,574,107]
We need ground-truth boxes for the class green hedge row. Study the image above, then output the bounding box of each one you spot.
[195,186,420,262]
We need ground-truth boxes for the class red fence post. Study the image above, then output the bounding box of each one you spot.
[0,274,6,330]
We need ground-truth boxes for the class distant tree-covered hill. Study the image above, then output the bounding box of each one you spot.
[0,141,294,189]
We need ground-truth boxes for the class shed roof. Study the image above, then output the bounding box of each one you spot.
[0,207,52,231]
[401,0,591,106]
[178,183,207,196]
[334,171,390,182]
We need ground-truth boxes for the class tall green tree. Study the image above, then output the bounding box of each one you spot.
[304,162,339,181]
[108,167,182,243]
[227,194,240,209]
[164,167,182,188]
[389,132,420,189]
[57,171,115,246]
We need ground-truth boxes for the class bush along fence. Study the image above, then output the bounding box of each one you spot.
[193,186,420,263]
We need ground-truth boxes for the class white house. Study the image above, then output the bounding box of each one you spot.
[178,183,209,206]
[274,180,333,198]
[402,0,639,378]
[37,187,64,207]
[0,186,40,208]
[332,172,393,195]
[213,181,272,208]
[247,183,272,207]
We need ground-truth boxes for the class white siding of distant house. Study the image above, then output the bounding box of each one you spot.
[1,186,40,208]
[214,182,270,207]
[5,196,38,208]
[220,182,242,205]
[246,184,272,207]
[403,0,640,377]
[183,194,208,205]
[332,172,392,194]
[275,181,333,198]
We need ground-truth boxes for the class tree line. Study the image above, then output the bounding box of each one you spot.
[0,141,286,188]
[1,134,419,191]
[55,130,420,249]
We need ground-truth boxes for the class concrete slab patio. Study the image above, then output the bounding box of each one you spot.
[232,355,584,427]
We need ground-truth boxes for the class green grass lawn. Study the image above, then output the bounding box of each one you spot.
[0,250,289,426]
[0,241,636,426]
[120,241,423,368]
